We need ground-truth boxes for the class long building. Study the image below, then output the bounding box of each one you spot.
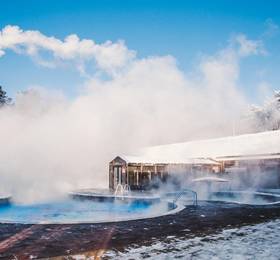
[109,130,280,191]
[109,156,220,190]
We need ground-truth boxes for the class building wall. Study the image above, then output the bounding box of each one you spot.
[109,156,280,191]
[109,157,220,191]
[221,158,280,189]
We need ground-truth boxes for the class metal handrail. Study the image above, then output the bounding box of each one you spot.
[172,189,198,206]
[123,184,131,193]
[114,184,131,197]
[114,184,123,196]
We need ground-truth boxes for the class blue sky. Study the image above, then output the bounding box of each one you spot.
[0,0,280,101]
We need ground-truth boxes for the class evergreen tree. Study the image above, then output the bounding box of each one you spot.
[0,86,12,106]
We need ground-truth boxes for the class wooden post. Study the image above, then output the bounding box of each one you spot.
[126,164,129,185]
[140,163,143,187]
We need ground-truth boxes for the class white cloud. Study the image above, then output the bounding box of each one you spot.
[0,25,136,74]
[234,34,266,57]
[264,18,279,37]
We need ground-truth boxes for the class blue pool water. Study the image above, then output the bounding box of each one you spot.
[209,191,280,205]
[0,199,169,224]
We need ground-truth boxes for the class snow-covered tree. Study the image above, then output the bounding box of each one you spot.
[246,91,280,132]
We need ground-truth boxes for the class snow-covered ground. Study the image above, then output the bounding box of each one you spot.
[104,219,280,259]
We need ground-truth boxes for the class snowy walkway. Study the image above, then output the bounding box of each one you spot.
[105,219,280,259]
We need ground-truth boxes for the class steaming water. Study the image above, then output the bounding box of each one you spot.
[104,219,280,259]
[209,191,280,205]
[0,199,169,224]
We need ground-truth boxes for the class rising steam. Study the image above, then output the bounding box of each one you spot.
[0,25,271,203]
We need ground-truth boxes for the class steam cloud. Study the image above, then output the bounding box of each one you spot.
[0,25,269,203]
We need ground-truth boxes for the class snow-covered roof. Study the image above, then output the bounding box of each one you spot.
[121,130,280,164]
[121,155,219,165]
[141,130,280,160]
[216,153,280,161]
[191,177,229,182]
